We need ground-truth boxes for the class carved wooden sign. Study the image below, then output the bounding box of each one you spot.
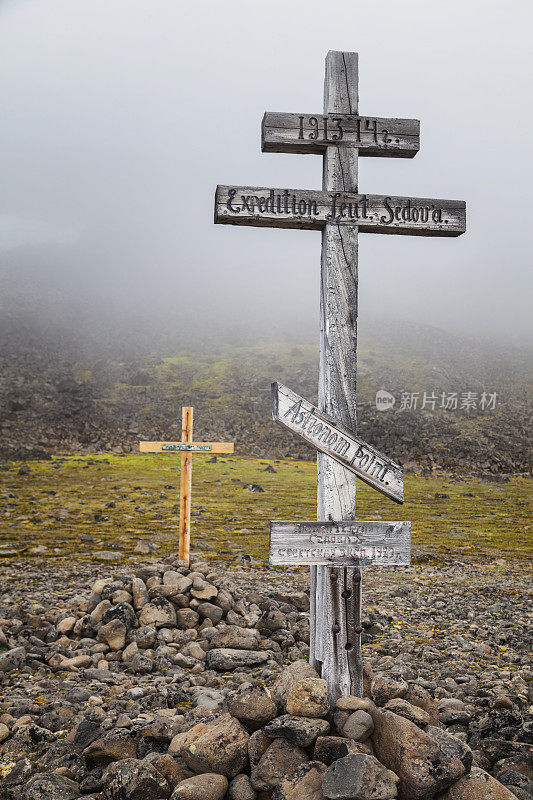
[270,520,411,566]
[215,185,466,236]
[262,113,420,157]
[272,382,404,503]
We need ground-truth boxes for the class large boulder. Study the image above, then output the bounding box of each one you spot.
[271,661,320,712]
[138,599,177,628]
[190,579,218,601]
[142,753,193,790]
[162,572,193,593]
[132,578,150,610]
[228,774,257,800]
[314,736,371,765]
[178,713,249,779]
[271,760,327,800]
[207,649,269,671]
[197,602,224,624]
[370,676,408,707]
[101,602,136,630]
[426,726,473,773]
[322,753,399,800]
[22,772,81,799]
[210,626,261,651]
[435,767,518,800]
[372,710,466,800]
[83,729,137,766]
[256,607,286,635]
[341,711,374,742]
[66,720,102,752]
[103,758,170,799]
[228,687,278,727]
[248,729,272,769]
[403,685,439,725]
[170,773,228,800]
[98,620,127,651]
[175,609,200,629]
[262,715,330,748]
[286,678,330,719]
[0,646,26,673]
[336,697,375,714]
[384,699,431,728]
[437,699,471,727]
[250,738,309,792]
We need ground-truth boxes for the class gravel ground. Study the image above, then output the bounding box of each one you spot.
[0,553,531,798]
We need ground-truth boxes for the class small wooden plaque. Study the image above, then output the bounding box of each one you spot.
[270,520,411,566]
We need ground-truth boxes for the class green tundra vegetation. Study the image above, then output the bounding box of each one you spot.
[1,454,531,564]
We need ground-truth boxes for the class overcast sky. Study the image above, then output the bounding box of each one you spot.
[0,0,532,345]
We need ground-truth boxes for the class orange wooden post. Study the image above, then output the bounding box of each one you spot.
[178,407,193,563]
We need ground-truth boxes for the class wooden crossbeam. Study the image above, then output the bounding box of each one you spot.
[262,112,420,157]
[215,185,466,236]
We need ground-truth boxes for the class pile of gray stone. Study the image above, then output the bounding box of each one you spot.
[1,657,527,800]
[43,556,310,679]
[0,557,531,799]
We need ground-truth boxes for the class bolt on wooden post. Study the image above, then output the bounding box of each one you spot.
[139,407,234,565]
[215,50,466,701]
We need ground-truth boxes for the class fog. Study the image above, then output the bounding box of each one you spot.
[0,0,532,346]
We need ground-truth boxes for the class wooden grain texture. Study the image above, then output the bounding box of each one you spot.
[272,382,404,503]
[316,50,362,702]
[139,441,234,454]
[262,112,420,157]
[270,520,411,566]
[214,185,466,236]
[179,407,193,564]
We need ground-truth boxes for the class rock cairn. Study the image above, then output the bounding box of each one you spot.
[0,557,531,799]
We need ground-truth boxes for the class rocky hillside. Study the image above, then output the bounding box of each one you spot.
[0,309,531,473]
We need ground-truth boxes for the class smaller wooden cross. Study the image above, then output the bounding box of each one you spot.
[139,407,234,564]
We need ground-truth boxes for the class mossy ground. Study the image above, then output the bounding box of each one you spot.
[1,454,531,565]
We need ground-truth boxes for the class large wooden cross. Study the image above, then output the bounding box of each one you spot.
[139,407,234,564]
[215,51,466,701]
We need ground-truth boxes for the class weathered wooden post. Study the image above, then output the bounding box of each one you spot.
[139,408,234,565]
[215,50,466,701]
[315,51,361,699]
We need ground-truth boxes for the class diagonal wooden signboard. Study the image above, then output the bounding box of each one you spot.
[215,186,465,237]
[215,50,466,702]
[270,521,411,567]
[272,382,403,503]
[262,112,420,157]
